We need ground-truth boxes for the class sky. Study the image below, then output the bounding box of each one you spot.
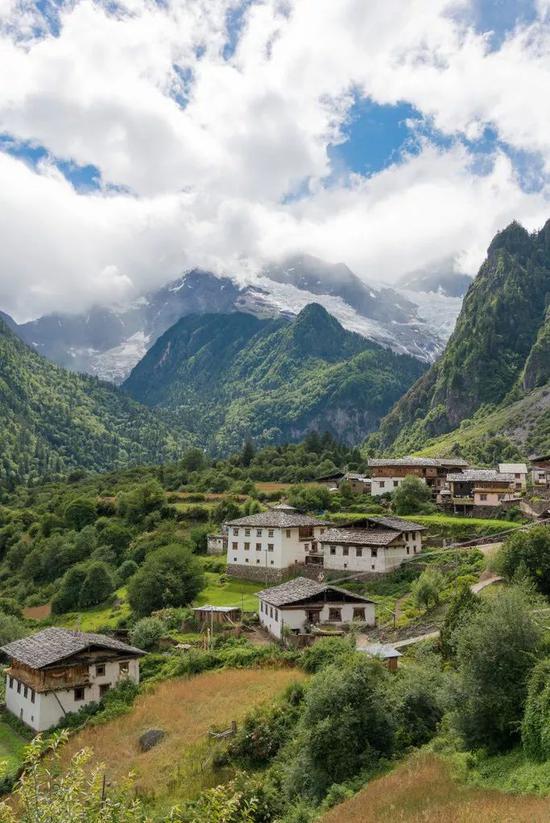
[0,0,550,320]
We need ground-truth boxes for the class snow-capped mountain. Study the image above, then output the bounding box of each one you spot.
[8,257,466,383]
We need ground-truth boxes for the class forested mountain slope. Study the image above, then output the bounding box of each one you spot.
[373,220,550,456]
[124,304,426,453]
[0,318,189,488]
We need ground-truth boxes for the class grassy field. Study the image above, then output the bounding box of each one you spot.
[406,513,522,532]
[48,587,131,632]
[193,572,261,611]
[321,753,550,823]
[0,718,27,777]
[56,668,304,814]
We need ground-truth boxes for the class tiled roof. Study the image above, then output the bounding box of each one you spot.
[367,515,426,532]
[368,456,469,468]
[0,628,145,670]
[498,463,528,474]
[226,505,329,528]
[320,528,399,546]
[446,470,515,483]
[258,577,373,607]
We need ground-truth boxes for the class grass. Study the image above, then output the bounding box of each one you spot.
[406,514,522,532]
[55,667,304,815]
[0,719,27,777]
[456,748,550,796]
[48,587,131,632]
[321,753,550,823]
[193,572,261,611]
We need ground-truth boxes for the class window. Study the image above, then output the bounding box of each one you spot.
[286,529,291,538]
[330,546,336,555]
[304,543,309,550]
[232,541,238,550]
[371,548,378,558]
[379,481,385,489]
[96,664,105,677]
[353,608,365,620]
[233,557,237,562]
[479,493,487,501]
[23,686,28,699]
[245,528,251,536]
[256,559,260,564]
[270,607,273,617]
[344,563,347,568]
[74,687,85,701]
[268,529,274,537]
[245,558,249,563]
[343,547,349,556]
[119,661,129,675]
[244,542,250,551]
[356,547,363,558]
[8,676,13,689]
[256,529,262,536]
[393,481,399,488]
[268,543,274,552]
[406,547,410,554]
[329,608,342,621]
[100,684,110,698]
[30,689,35,704]
[274,609,278,622]
[256,543,261,551]
[17,681,21,694]
[233,528,239,536]
[270,560,274,565]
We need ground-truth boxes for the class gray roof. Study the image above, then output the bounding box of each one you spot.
[320,528,399,546]
[446,470,515,483]
[498,463,528,474]
[368,456,468,468]
[258,577,374,607]
[0,628,145,670]
[360,643,402,659]
[193,604,241,613]
[226,505,329,528]
[367,515,426,532]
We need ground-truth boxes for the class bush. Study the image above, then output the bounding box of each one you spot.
[495,526,550,595]
[117,560,138,581]
[301,637,355,673]
[64,497,97,531]
[522,659,550,762]
[129,617,164,650]
[0,612,26,645]
[411,568,444,610]
[392,476,434,515]
[51,565,88,614]
[78,562,115,608]
[127,543,204,617]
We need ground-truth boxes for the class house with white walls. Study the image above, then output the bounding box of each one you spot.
[498,463,528,491]
[225,504,330,582]
[306,515,426,574]
[257,577,376,639]
[1,628,144,732]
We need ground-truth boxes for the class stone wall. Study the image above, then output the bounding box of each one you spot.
[226,564,285,584]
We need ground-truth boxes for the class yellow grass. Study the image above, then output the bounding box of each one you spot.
[321,754,550,823]
[57,668,303,812]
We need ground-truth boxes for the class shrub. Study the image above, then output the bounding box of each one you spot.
[117,559,138,581]
[392,476,434,515]
[522,659,550,762]
[64,497,97,531]
[411,568,444,610]
[129,617,164,650]
[0,612,26,646]
[127,543,204,616]
[301,637,355,673]
[495,526,550,595]
[51,565,88,614]
[78,562,115,608]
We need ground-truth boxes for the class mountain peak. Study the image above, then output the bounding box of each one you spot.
[487,220,531,259]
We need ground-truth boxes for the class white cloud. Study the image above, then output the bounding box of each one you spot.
[0,0,549,319]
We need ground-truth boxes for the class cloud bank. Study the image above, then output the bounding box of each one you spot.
[0,0,549,319]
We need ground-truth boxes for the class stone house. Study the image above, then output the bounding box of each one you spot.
[310,515,426,574]
[257,577,375,640]
[530,454,550,489]
[498,463,528,491]
[225,504,330,582]
[0,628,144,732]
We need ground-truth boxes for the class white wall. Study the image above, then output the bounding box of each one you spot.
[226,525,328,572]
[258,598,376,639]
[371,477,427,497]
[320,532,421,574]
[6,658,140,732]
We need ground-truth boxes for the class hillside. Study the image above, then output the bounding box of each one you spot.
[0,317,189,488]
[373,220,550,456]
[123,304,426,452]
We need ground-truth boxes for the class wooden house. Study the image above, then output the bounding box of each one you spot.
[368,457,469,497]
[0,628,144,732]
[445,470,515,511]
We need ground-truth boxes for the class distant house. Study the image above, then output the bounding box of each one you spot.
[313,516,426,574]
[498,463,528,491]
[530,454,550,489]
[359,643,402,671]
[368,457,469,497]
[445,470,516,511]
[0,628,144,732]
[316,471,371,494]
[225,504,330,582]
[206,532,226,555]
[257,577,375,639]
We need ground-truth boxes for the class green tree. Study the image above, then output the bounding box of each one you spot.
[78,561,115,608]
[522,658,550,762]
[129,617,164,650]
[440,583,481,659]
[117,481,165,524]
[118,559,139,581]
[240,439,256,468]
[454,588,541,752]
[411,568,444,610]
[64,498,97,531]
[495,526,550,596]
[51,565,88,614]
[392,476,433,515]
[285,656,393,798]
[0,612,26,646]
[0,733,150,823]
[128,544,204,617]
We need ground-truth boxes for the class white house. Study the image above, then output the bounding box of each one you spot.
[309,516,426,574]
[1,628,145,732]
[225,504,330,582]
[498,463,528,491]
[257,577,376,639]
